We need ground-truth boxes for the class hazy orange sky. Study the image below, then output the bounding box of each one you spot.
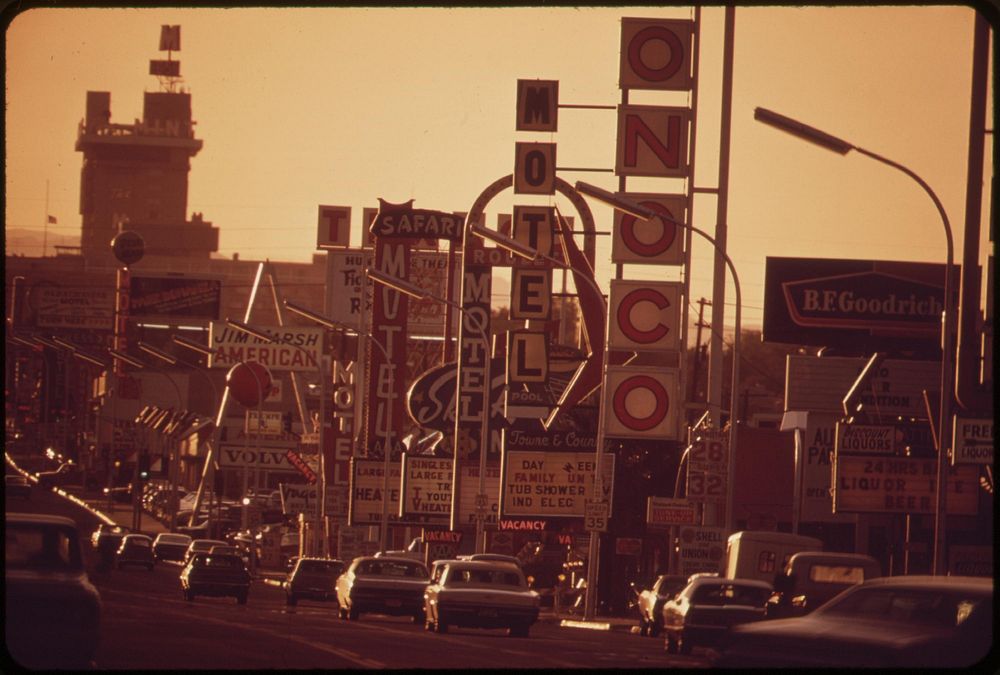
[4,5,993,329]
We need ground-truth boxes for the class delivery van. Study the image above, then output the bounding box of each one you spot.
[766,551,881,618]
[723,531,822,583]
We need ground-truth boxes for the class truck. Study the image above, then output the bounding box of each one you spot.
[723,531,822,583]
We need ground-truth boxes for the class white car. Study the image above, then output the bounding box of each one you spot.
[424,560,540,637]
[335,556,429,622]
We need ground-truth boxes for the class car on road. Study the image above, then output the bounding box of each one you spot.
[714,575,994,668]
[152,533,193,563]
[6,513,102,669]
[180,553,252,604]
[661,577,773,655]
[5,474,32,499]
[766,551,881,619]
[36,461,85,489]
[183,538,230,565]
[336,555,430,622]
[635,574,688,637]
[424,560,540,637]
[285,557,345,606]
[91,523,129,570]
[115,534,155,570]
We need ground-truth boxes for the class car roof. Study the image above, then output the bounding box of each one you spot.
[687,577,773,590]
[354,555,426,565]
[6,513,77,527]
[191,538,229,546]
[123,534,152,540]
[444,560,523,572]
[853,575,992,592]
[155,533,192,541]
[787,551,879,564]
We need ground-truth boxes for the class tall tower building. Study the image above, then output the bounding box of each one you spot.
[74,25,218,263]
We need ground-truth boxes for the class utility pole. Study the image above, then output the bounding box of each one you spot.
[689,298,711,408]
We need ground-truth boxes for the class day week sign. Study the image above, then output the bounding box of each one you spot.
[208,321,322,371]
[501,451,614,518]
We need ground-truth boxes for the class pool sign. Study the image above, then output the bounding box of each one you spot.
[603,366,680,439]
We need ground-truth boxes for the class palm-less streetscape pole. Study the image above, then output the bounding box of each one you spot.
[138,340,221,534]
[570,181,743,618]
[281,298,394,552]
[224,319,324,553]
[366,267,493,554]
[754,107,955,575]
[108,348,183,532]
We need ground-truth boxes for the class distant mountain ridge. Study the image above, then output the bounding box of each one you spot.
[5,228,81,257]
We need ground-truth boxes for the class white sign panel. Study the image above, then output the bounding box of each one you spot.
[451,463,501,529]
[677,526,728,577]
[35,287,115,330]
[603,366,680,439]
[401,454,452,522]
[500,451,614,518]
[611,193,686,266]
[952,417,994,465]
[208,321,322,372]
[317,204,351,249]
[646,496,696,527]
[798,413,853,523]
[609,280,682,352]
[245,410,283,437]
[348,459,401,527]
[326,249,457,336]
[218,445,303,473]
[619,18,694,91]
[835,423,897,455]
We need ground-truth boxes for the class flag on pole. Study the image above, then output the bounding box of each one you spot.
[47,215,57,224]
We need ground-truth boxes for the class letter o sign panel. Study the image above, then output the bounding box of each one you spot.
[609,280,682,352]
[603,366,680,439]
[619,18,694,91]
[612,193,686,265]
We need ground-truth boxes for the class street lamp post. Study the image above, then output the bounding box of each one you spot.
[754,106,956,575]
[367,268,494,554]
[281,298,395,552]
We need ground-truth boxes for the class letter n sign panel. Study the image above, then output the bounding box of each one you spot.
[616,105,691,178]
[317,205,351,248]
[603,367,680,439]
[620,18,694,91]
[609,280,682,352]
[612,193,686,265]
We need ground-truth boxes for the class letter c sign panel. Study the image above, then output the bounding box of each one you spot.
[603,366,680,439]
[609,280,682,352]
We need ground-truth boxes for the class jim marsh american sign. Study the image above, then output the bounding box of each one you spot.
[763,257,959,351]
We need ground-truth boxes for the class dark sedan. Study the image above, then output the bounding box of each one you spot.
[116,534,155,570]
[152,533,193,563]
[336,556,429,622]
[715,575,993,668]
[6,513,102,669]
[180,553,251,604]
[285,557,345,606]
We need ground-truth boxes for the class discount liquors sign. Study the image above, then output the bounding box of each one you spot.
[952,417,993,465]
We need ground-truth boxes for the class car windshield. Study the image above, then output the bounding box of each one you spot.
[299,560,342,575]
[446,568,524,588]
[127,538,151,547]
[6,523,82,571]
[357,560,428,579]
[820,587,990,628]
[690,583,770,606]
[198,555,242,568]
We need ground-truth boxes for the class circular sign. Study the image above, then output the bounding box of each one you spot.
[611,375,669,432]
[226,361,274,408]
[111,231,145,266]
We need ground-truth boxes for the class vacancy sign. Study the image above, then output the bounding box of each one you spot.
[609,280,682,352]
[612,193,686,266]
[603,366,680,439]
[619,18,694,91]
[317,205,351,248]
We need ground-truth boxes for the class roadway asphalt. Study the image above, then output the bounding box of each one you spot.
[6,451,639,633]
